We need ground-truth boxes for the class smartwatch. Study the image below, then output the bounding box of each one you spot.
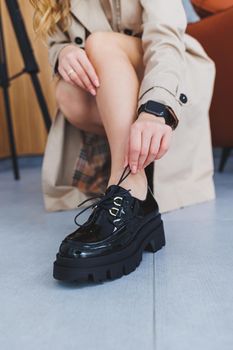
[137,100,179,130]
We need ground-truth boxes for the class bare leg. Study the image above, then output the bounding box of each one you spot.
[55,78,106,136]
[85,32,147,200]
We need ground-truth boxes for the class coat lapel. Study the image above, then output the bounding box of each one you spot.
[70,0,113,33]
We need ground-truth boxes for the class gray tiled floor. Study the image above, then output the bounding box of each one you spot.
[0,152,232,350]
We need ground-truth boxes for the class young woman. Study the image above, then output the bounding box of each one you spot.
[30,0,216,282]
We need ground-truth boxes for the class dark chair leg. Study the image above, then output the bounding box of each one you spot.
[219,147,232,172]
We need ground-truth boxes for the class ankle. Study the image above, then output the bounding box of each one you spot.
[108,168,148,200]
[108,166,146,184]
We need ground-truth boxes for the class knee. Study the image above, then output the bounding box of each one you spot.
[85,31,122,61]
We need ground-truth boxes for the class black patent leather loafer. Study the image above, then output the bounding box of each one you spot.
[53,165,165,282]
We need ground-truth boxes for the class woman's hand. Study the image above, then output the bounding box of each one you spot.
[124,112,173,174]
[58,44,100,95]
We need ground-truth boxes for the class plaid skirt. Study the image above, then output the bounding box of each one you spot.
[72,130,111,196]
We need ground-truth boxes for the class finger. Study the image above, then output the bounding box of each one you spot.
[129,125,141,174]
[62,63,85,89]
[70,60,96,96]
[124,137,129,167]
[138,130,152,170]
[78,52,100,88]
[59,67,76,86]
[155,130,172,160]
[143,133,161,168]
[64,64,87,91]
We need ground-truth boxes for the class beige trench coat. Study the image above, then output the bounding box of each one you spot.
[42,0,216,213]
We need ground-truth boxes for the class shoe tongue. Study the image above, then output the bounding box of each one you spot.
[93,184,131,237]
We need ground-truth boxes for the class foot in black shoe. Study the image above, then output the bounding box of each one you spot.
[53,165,166,283]
[107,167,148,201]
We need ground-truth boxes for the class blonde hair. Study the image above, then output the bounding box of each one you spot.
[30,0,71,39]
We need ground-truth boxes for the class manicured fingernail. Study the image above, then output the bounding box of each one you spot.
[94,79,100,87]
[90,89,96,96]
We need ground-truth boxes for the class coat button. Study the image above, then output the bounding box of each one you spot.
[75,37,83,45]
[179,93,188,104]
[124,28,133,36]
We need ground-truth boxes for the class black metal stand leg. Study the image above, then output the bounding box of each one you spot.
[0,11,19,180]
[219,147,232,172]
[0,0,52,180]
[5,0,51,133]
[2,85,20,180]
[30,74,51,132]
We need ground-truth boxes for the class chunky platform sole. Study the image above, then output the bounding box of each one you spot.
[53,219,165,283]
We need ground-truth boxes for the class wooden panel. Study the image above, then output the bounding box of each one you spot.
[0,0,58,158]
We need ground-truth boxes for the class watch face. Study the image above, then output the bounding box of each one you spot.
[145,101,166,116]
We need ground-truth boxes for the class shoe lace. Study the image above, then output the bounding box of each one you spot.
[74,165,132,228]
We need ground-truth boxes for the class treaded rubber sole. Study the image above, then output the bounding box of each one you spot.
[53,220,165,283]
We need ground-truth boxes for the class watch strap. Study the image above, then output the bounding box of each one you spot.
[137,100,179,130]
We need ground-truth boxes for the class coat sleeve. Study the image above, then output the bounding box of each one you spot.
[47,25,72,78]
[138,0,188,121]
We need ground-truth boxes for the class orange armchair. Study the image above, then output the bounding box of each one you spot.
[192,0,233,16]
[187,2,233,171]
